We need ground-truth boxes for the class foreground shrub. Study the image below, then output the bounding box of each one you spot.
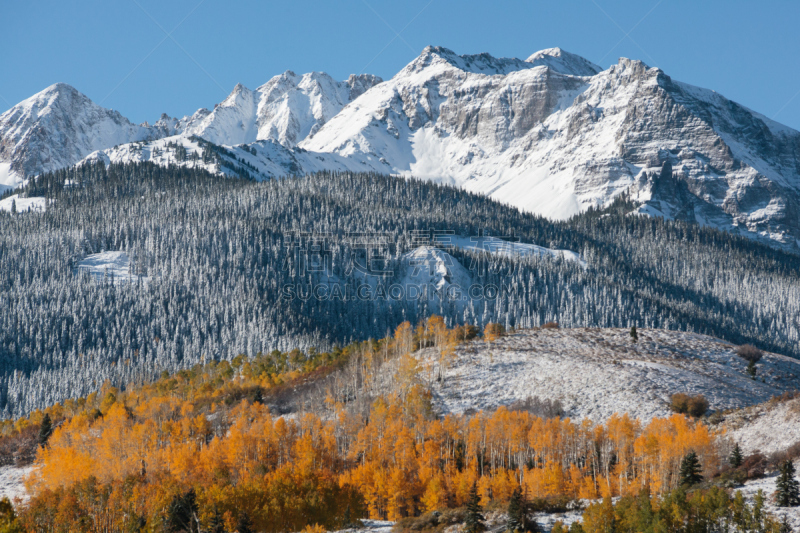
[483,323,506,342]
[736,344,763,363]
[670,393,709,417]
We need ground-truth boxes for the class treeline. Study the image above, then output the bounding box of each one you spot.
[2,162,800,416]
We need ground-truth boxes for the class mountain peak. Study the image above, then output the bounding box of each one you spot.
[403,46,532,77]
[526,48,603,76]
[0,82,155,188]
[41,82,77,94]
[405,46,602,78]
[230,82,251,95]
[218,83,255,109]
[21,83,87,109]
[405,45,460,71]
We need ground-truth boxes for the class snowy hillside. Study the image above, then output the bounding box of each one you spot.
[721,394,800,456]
[0,466,34,503]
[720,398,800,531]
[737,464,800,531]
[418,327,800,422]
[0,194,46,213]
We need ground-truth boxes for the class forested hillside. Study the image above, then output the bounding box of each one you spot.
[1,162,800,416]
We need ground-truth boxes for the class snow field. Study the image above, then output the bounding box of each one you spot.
[0,194,46,213]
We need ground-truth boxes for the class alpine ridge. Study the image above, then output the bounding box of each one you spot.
[3,47,800,249]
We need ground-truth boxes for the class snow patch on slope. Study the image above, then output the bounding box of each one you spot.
[76,251,141,283]
[436,235,585,267]
[0,162,19,192]
[0,465,34,503]
[0,194,46,213]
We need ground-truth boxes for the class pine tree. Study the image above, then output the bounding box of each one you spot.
[208,506,225,533]
[747,359,757,379]
[630,325,638,343]
[38,414,53,448]
[752,489,766,530]
[775,460,800,507]
[165,489,198,532]
[779,514,791,533]
[342,503,355,528]
[236,511,254,533]
[729,443,743,468]
[506,487,525,532]
[679,451,703,487]
[464,483,485,533]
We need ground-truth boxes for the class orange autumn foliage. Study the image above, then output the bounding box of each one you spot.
[26,394,715,532]
[14,319,720,532]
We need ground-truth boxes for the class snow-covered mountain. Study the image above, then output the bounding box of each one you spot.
[181,71,382,147]
[0,83,169,191]
[5,46,800,248]
[301,46,800,247]
[0,72,382,190]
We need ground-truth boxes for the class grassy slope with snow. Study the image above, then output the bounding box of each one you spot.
[721,395,800,456]
[419,327,800,422]
[0,466,34,503]
[736,463,800,531]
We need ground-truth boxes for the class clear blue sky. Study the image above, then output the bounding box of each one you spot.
[2,1,800,129]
